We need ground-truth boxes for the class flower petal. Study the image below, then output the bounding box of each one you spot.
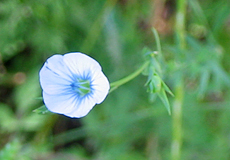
[91,71,110,104]
[39,55,73,95]
[63,52,102,79]
[43,91,78,115]
[65,95,96,118]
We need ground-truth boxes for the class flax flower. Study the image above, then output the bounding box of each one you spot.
[39,52,110,118]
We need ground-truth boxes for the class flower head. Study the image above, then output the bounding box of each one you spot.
[39,52,110,118]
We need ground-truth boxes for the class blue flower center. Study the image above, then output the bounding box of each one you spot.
[71,79,91,97]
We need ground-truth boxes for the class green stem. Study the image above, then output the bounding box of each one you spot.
[171,0,187,159]
[109,61,150,93]
[175,0,187,50]
[171,78,184,160]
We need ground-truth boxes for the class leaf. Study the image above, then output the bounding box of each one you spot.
[157,89,171,115]
[33,105,52,115]
[152,74,162,93]
[198,68,210,99]
[162,81,174,96]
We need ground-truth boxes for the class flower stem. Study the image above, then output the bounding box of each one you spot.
[109,61,150,93]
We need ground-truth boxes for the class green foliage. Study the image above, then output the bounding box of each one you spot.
[33,105,52,115]
[144,50,173,115]
[0,139,21,160]
[0,0,230,159]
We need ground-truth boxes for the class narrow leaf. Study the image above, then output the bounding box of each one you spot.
[33,105,52,115]
[162,81,174,96]
[157,89,171,115]
[198,69,210,99]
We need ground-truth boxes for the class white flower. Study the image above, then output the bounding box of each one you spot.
[39,52,110,118]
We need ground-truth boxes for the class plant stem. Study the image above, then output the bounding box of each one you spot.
[175,0,187,50]
[171,0,187,159]
[171,78,184,160]
[109,61,150,93]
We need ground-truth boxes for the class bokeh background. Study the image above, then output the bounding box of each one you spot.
[1,0,230,159]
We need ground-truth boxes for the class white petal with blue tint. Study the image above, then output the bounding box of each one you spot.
[42,92,78,114]
[39,52,110,118]
[39,55,73,95]
[65,96,96,118]
[63,53,102,78]
[90,71,110,103]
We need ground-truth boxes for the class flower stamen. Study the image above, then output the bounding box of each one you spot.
[71,79,91,97]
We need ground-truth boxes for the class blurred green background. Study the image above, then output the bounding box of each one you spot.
[0,0,230,159]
